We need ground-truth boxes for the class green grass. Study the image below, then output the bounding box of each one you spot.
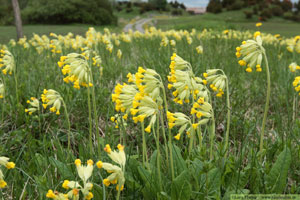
[157,10,300,37]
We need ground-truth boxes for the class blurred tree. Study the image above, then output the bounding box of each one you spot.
[149,0,167,10]
[21,0,116,25]
[11,0,23,39]
[207,0,222,13]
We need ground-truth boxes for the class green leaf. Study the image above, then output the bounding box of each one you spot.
[207,168,221,197]
[171,170,191,200]
[266,147,291,193]
[172,144,187,175]
[49,157,74,179]
[137,166,160,200]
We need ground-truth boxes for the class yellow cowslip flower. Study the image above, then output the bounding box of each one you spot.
[170,40,176,47]
[110,113,127,129]
[117,49,122,59]
[203,69,227,97]
[0,180,7,188]
[49,33,63,54]
[289,62,300,72]
[96,161,103,169]
[92,55,102,67]
[41,89,63,115]
[85,192,93,200]
[191,97,212,121]
[160,37,169,47]
[253,31,261,39]
[46,190,57,198]
[196,45,203,54]
[293,76,300,95]
[45,190,68,199]
[58,53,93,89]
[133,95,161,133]
[0,49,15,75]
[286,36,300,53]
[186,36,192,45]
[256,22,262,27]
[236,35,264,73]
[0,157,15,169]
[167,111,192,141]
[25,97,39,115]
[75,159,94,182]
[0,81,4,99]
[98,144,126,191]
[62,180,70,189]
[0,156,15,189]
[106,43,113,53]
[174,133,181,140]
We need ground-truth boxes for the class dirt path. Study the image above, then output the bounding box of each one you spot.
[123,17,154,33]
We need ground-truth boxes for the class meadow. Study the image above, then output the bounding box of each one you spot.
[0,25,299,199]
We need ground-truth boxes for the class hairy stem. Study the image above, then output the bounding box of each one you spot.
[259,51,271,161]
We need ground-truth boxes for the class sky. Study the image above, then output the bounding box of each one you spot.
[171,0,298,8]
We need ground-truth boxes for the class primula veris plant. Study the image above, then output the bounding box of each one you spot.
[46,159,94,200]
[236,32,271,160]
[97,144,126,200]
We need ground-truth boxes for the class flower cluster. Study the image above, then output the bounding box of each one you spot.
[117,49,122,59]
[112,67,164,133]
[41,89,63,115]
[203,69,227,97]
[112,83,138,113]
[25,97,40,115]
[97,144,126,191]
[0,157,15,188]
[287,35,300,53]
[236,33,264,72]
[289,62,300,73]
[49,33,63,54]
[46,159,94,200]
[196,45,203,54]
[110,114,128,129]
[58,53,93,89]
[167,111,192,140]
[293,76,300,95]
[168,53,206,104]
[190,97,212,122]
[0,49,15,75]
